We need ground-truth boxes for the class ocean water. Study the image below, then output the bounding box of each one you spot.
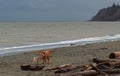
[0,22,120,56]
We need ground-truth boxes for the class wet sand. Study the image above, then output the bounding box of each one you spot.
[1,41,120,76]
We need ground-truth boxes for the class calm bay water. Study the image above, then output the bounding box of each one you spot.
[0,22,120,48]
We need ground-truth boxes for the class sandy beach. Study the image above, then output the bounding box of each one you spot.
[0,41,120,76]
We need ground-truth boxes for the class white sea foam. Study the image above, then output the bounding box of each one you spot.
[0,34,120,56]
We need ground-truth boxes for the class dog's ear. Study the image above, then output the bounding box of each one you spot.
[46,49,51,52]
[35,50,42,54]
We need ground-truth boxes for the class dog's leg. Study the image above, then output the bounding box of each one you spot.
[33,57,39,64]
[42,57,46,64]
[44,58,46,64]
[46,56,50,63]
[42,60,44,64]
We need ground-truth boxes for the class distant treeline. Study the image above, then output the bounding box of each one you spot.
[91,3,120,21]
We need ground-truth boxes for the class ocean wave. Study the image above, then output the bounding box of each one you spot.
[0,34,120,56]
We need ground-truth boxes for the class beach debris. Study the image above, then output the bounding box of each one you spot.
[45,64,71,71]
[20,64,44,71]
[92,58,115,64]
[32,56,39,64]
[51,58,120,76]
[58,64,71,68]
[61,70,98,76]
[35,49,51,64]
[70,43,76,46]
[54,65,81,74]
[109,52,120,59]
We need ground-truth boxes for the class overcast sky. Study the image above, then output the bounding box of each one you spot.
[0,0,120,22]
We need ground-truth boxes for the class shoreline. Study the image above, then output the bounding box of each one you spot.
[1,40,120,76]
[1,34,120,57]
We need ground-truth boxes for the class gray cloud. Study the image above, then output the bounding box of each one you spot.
[0,0,120,21]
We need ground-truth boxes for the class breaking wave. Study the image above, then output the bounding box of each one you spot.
[1,34,120,56]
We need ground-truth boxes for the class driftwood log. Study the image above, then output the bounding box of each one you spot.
[20,64,44,71]
[109,52,120,59]
[45,64,92,74]
[55,65,81,74]
[54,58,120,76]
[61,70,98,76]
[45,64,71,71]
[92,58,115,64]
[92,58,120,75]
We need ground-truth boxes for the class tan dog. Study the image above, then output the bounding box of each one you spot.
[32,56,39,64]
[36,49,51,64]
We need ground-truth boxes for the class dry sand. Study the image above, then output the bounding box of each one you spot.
[1,41,120,76]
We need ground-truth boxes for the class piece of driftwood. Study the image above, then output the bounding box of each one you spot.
[51,64,91,74]
[45,64,71,71]
[62,70,98,76]
[55,65,80,74]
[59,64,71,68]
[99,69,120,74]
[89,67,120,75]
[92,59,120,75]
[92,63,108,75]
[92,58,115,64]
[94,62,120,70]
[109,52,120,59]
[55,66,71,73]
[20,64,44,71]
[61,73,82,76]
[76,70,98,76]
[54,62,120,74]
[53,57,120,76]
